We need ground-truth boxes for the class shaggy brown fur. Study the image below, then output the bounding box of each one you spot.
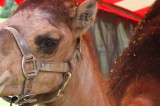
[107,1,160,106]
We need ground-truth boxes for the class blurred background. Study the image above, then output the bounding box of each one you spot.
[0,0,17,22]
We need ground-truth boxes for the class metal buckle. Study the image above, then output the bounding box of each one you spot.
[57,72,72,96]
[15,94,35,105]
[42,72,72,104]
[76,48,83,61]
[76,39,83,61]
[22,55,38,79]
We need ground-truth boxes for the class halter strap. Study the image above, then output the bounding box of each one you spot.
[3,27,82,106]
[4,27,70,74]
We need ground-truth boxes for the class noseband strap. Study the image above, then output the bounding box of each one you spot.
[3,27,82,106]
[4,27,70,75]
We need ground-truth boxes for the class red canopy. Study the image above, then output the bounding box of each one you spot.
[97,0,155,22]
[0,0,23,6]
[14,0,24,5]
[0,0,156,22]
[0,0,5,6]
[77,0,155,22]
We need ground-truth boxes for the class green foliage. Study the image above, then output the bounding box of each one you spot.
[0,0,18,18]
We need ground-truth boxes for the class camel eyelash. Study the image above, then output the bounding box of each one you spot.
[35,35,60,55]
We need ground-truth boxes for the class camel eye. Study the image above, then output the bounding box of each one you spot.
[35,35,60,54]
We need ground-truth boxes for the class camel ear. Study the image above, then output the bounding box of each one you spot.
[71,0,98,38]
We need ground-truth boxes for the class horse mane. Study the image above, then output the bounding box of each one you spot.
[107,1,160,105]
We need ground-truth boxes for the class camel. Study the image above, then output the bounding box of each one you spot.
[1,0,159,106]
[107,1,160,106]
[0,0,109,106]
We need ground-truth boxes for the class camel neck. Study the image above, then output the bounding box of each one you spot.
[43,38,107,106]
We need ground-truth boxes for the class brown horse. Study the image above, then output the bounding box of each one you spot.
[0,0,109,106]
[107,1,160,106]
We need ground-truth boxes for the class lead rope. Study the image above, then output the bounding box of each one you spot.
[10,97,18,106]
